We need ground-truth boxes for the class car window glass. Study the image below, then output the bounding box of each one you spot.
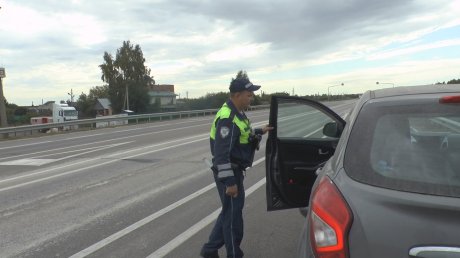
[345,101,460,197]
[277,99,335,139]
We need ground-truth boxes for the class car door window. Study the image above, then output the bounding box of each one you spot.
[277,100,337,139]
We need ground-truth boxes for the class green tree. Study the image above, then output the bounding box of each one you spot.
[75,85,110,118]
[100,41,153,113]
[447,78,460,84]
[233,70,249,81]
[89,85,109,100]
[76,92,95,118]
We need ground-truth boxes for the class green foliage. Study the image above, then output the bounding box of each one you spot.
[447,78,460,84]
[435,78,460,84]
[14,106,28,116]
[76,93,95,118]
[271,92,290,97]
[5,102,39,125]
[75,85,109,118]
[178,92,230,110]
[89,85,109,99]
[233,70,249,81]
[100,41,153,113]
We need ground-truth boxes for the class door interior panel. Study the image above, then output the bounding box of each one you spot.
[276,139,336,206]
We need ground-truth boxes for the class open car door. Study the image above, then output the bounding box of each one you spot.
[266,96,346,211]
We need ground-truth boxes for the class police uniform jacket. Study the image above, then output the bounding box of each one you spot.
[210,100,263,187]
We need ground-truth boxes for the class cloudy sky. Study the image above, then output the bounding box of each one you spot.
[1,0,460,106]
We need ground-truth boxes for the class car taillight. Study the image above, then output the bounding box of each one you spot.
[309,176,353,258]
[439,95,460,104]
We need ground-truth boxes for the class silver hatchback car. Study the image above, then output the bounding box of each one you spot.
[265,84,460,258]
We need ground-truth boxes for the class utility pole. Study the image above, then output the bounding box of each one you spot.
[0,7,7,128]
[68,88,75,105]
[125,84,129,110]
[0,67,8,127]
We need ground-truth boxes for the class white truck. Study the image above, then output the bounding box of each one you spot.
[52,103,78,130]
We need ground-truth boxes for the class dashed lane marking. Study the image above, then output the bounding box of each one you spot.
[0,158,57,166]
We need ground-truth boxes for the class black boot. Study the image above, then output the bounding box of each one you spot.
[200,249,219,258]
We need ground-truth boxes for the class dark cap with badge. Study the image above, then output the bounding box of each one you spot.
[229,78,261,93]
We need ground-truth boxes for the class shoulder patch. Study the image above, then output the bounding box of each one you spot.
[220,126,230,138]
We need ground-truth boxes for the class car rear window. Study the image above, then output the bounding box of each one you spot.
[344,97,460,197]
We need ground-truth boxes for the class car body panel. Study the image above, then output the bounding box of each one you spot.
[336,170,460,258]
[266,85,460,258]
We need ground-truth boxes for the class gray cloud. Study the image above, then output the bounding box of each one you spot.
[2,0,459,104]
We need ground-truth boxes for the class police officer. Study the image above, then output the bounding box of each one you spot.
[200,77,272,258]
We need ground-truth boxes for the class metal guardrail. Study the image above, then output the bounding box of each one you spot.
[433,117,460,133]
[0,105,270,138]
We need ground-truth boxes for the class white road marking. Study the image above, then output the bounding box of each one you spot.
[0,141,54,150]
[0,137,131,161]
[69,158,266,258]
[0,142,131,184]
[0,124,269,188]
[0,133,206,185]
[147,177,267,258]
[0,142,133,166]
[68,184,216,258]
[0,158,57,166]
[0,136,208,192]
[303,127,323,138]
[0,122,209,151]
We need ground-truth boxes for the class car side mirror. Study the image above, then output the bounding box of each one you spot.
[323,122,342,138]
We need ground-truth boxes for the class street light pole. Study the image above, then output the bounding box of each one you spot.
[328,83,344,101]
[376,81,394,88]
[118,69,129,111]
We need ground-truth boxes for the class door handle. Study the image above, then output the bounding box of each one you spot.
[409,246,460,258]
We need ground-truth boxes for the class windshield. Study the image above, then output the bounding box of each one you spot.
[64,110,78,117]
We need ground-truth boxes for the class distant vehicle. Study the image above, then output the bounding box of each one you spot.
[121,109,135,115]
[30,116,54,133]
[266,85,460,258]
[52,103,78,130]
[30,116,53,125]
[53,103,78,123]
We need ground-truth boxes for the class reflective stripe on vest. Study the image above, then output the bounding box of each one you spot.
[210,103,251,144]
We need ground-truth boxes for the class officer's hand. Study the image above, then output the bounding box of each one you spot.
[262,124,274,134]
[226,184,238,198]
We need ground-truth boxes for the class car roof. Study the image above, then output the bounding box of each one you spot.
[369,84,460,99]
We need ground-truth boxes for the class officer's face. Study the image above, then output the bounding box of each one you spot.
[239,90,254,109]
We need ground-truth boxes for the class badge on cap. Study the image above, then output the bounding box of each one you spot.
[220,126,230,138]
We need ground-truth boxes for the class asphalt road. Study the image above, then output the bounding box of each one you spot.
[0,100,356,258]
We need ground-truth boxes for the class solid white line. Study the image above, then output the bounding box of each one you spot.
[69,157,266,258]
[147,177,267,258]
[303,127,323,138]
[68,184,216,258]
